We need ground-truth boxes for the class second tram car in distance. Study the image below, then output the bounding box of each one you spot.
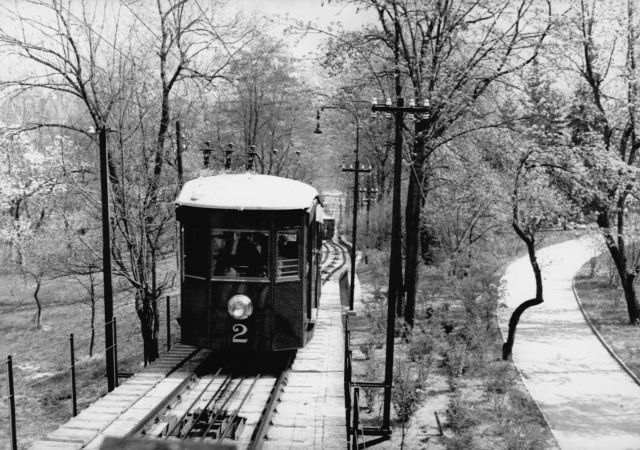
[320,190,344,240]
[175,173,323,352]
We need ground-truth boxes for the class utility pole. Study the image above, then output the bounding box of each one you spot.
[315,105,370,311]
[99,126,115,392]
[371,96,429,431]
[360,177,378,234]
[341,122,371,311]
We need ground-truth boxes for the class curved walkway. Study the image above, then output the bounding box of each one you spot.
[499,237,640,450]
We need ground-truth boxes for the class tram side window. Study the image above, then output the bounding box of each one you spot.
[277,230,299,279]
[211,229,269,279]
[184,227,208,278]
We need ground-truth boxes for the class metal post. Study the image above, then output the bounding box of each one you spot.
[69,334,78,416]
[7,356,17,450]
[352,386,360,449]
[99,126,116,392]
[112,318,119,388]
[344,315,351,437]
[349,126,360,311]
[166,295,171,351]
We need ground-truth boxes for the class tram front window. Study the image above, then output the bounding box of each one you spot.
[211,229,269,279]
[276,230,299,279]
[184,227,207,279]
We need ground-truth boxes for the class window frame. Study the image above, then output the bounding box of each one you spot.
[209,228,270,282]
[276,228,301,282]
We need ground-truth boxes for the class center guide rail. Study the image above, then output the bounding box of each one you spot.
[117,351,294,448]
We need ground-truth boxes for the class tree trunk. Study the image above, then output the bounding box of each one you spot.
[597,212,640,324]
[137,290,160,365]
[33,278,42,329]
[502,223,543,360]
[403,139,427,328]
[623,274,640,324]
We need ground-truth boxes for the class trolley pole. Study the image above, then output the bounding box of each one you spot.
[99,126,116,392]
[371,97,429,431]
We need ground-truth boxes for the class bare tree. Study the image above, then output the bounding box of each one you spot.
[0,0,257,363]
[562,0,640,323]
[330,0,552,328]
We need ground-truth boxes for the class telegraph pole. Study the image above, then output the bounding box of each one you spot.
[315,105,370,311]
[371,97,429,431]
[341,122,371,311]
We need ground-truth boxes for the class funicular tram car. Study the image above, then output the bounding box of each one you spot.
[175,173,323,352]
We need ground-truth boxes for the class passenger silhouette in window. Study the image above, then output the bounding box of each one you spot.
[233,233,265,277]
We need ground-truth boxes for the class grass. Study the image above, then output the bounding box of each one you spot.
[574,255,640,378]
[0,256,181,449]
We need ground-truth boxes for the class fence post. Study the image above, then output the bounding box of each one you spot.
[112,318,119,388]
[7,355,18,450]
[69,334,78,417]
[352,386,360,450]
[166,295,171,351]
[344,315,351,437]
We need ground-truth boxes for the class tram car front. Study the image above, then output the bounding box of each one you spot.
[175,173,323,352]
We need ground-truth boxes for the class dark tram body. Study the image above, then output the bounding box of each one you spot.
[175,173,323,352]
[322,217,335,240]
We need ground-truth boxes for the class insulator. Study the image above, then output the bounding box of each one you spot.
[409,98,416,107]
[385,97,392,106]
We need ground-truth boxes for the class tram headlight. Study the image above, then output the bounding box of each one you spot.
[227,295,253,320]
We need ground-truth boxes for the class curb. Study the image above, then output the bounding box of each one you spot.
[496,286,559,448]
[571,271,640,388]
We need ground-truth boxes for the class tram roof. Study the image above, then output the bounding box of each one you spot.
[175,173,320,211]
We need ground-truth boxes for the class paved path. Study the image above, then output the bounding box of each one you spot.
[499,237,640,450]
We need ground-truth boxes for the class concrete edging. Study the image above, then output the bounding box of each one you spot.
[571,273,640,388]
[495,286,558,446]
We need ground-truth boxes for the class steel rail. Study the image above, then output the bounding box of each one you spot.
[163,367,223,439]
[179,374,234,438]
[216,375,262,444]
[199,376,247,440]
[125,348,204,438]
[322,239,348,283]
[247,353,293,450]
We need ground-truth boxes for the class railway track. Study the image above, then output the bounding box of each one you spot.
[106,240,347,449]
[121,352,293,449]
[321,238,348,283]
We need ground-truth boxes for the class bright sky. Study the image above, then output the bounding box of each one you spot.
[230,0,377,57]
